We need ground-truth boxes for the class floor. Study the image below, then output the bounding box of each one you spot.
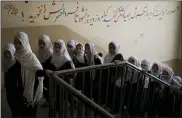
[1,87,49,118]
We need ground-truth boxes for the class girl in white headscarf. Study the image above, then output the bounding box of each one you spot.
[74,43,87,91]
[3,43,23,117]
[67,40,76,60]
[38,34,53,64]
[157,65,181,117]
[104,40,124,64]
[47,39,75,113]
[151,62,163,79]
[102,41,124,113]
[114,56,140,115]
[50,40,75,71]
[13,32,54,118]
[84,43,103,99]
[38,34,53,107]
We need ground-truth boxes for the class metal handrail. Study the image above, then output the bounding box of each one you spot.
[52,75,114,118]
[56,61,171,88]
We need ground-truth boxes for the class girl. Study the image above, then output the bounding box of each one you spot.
[114,56,140,116]
[13,32,54,118]
[135,59,151,116]
[3,43,22,118]
[47,39,75,115]
[38,34,53,107]
[150,62,163,79]
[67,40,76,60]
[146,62,163,117]
[157,65,181,117]
[102,41,124,112]
[84,43,103,99]
[74,43,87,91]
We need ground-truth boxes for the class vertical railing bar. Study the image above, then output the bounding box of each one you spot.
[98,69,102,105]
[112,66,118,111]
[126,68,134,113]
[119,65,128,117]
[105,68,110,109]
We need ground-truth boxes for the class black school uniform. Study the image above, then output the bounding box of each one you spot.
[73,55,87,91]
[100,54,124,109]
[41,56,52,103]
[46,61,74,112]
[4,61,23,117]
[16,64,47,118]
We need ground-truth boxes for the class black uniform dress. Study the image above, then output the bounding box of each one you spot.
[45,61,74,113]
[76,55,102,99]
[73,55,87,91]
[16,65,47,118]
[41,56,52,103]
[100,54,124,109]
[4,61,23,117]
[156,79,179,117]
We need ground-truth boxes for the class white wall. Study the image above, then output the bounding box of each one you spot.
[2,1,182,62]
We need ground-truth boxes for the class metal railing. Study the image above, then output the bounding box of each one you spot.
[48,61,182,118]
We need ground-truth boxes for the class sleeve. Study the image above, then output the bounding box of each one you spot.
[95,58,102,65]
[36,70,46,77]
[113,54,124,61]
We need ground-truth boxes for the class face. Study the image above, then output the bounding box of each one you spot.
[76,44,83,55]
[38,39,46,49]
[109,43,116,55]
[85,44,91,55]
[54,43,62,55]
[4,50,12,59]
[128,58,135,65]
[152,64,159,73]
[141,63,148,70]
[67,44,74,51]
[162,70,170,80]
[14,38,23,51]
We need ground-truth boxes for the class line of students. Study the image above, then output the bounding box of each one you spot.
[3,32,182,118]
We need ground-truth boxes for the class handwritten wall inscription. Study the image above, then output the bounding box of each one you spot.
[4,4,18,15]
[3,2,180,27]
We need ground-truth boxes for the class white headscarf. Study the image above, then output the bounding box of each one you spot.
[67,40,76,59]
[162,65,181,87]
[104,40,120,63]
[14,32,44,106]
[141,59,150,72]
[150,62,163,78]
[86,43,103,65]
[128,56,140,67]
[173,76,182,85]
[38,34,53,63]
[76,43,85,64]
[162,65,174,84]
[51,39,74,69]
[126,56,140,84]
[3,43,16,72]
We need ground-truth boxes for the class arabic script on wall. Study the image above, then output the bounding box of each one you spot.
[3,1,180,27]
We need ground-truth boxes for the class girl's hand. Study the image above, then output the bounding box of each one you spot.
[170,85,180,94]
[113,60,122,65]
[45,70,57,77]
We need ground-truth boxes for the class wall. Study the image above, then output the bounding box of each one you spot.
[1,1,182,75]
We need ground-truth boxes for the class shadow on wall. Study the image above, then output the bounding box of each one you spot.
[1,25,106,55]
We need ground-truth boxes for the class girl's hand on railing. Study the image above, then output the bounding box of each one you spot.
[45,70,57,77]
[170,85,180,94]
[113,60,122,65]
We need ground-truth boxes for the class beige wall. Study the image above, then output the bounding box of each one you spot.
[1,1,182,76]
